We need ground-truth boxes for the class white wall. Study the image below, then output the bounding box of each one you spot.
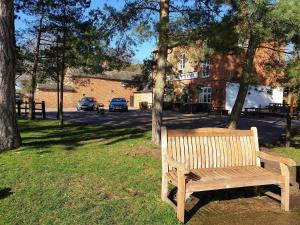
[225,82,283,113]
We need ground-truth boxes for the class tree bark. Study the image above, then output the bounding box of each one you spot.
[59,2,67,127]
[59,34,66,127]
[286,93,295,147]
[56,34,60,119]
[152,0,169,145]
[0,0,21,151]
[227,37,257,129]
[29,15,44,120]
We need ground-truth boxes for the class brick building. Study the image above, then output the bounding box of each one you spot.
[36,69,138,109]
[154,42,285,111]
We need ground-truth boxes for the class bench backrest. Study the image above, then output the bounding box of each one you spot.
[161,127,260,171]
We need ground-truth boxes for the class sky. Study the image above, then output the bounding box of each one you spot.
[90,0,156,62]
[15,0,156,63]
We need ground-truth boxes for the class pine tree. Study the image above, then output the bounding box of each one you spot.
[209,0,300,129]
[101,0,220,144]
[0,0,21,151]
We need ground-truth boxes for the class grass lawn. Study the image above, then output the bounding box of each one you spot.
[272,129,300,163]
[0,119,180,225]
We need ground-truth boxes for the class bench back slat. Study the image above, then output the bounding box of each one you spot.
[163,127,259,171]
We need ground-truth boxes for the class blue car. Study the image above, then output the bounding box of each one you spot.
[109,98,128,112]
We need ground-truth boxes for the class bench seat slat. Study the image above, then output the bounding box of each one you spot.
[166,166,284,192]
[168,130,253,137]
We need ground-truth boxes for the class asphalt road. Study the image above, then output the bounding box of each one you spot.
[47,109,300,146]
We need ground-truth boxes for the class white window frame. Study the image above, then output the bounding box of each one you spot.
[179,53,185,70]
[199,87,212,103]
[201,57,210,78]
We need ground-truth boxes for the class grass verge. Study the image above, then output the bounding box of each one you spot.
[0,119,179,225]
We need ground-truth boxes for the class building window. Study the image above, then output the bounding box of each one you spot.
[179,53,185,70]
[199,87,212,103]
[201,57,210,78]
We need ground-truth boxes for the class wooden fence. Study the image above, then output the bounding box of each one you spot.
[16,101,46,119]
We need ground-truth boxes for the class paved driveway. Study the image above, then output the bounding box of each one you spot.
[47,109,300,145]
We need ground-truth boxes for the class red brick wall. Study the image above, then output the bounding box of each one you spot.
[165,46,284,108]
[72,78,135,107]
[36,77,135,109]
[35,89,75,109]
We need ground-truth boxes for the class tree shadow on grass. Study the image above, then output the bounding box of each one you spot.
[0,188,13,200]
[20,122,148,151]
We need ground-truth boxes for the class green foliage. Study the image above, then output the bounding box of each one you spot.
[129,59,153,91]
[207,0,300,84]
[284,56,300,98]
[0,119,180,225]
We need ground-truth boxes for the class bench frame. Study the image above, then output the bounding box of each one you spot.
[161,126,296,223]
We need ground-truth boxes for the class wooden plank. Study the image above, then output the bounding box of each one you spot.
[161,126,169,201]
[195,137,201,168]
[280,163,290,211]
[175,136,181,165]
[245,136,254,165]
[228,136,234,166]
[203,136,210,168]
[199,136,205,169]
[216,137,222,167]
[221,136,226,167]
[211,136,217,168]
[229,137,238,166]
[168,137,173,171]
[183,136,190,169]
[248,136,256,165]
[177,171,186,223]
[187,175,284,192]
[168,129,253,137]
[224,136,231,167]
[191,137,198,169]
[207,136,214,168]
[236,137,243,166]
[240,136,247,166]
[179,136,185,164]
[251,127,261,167]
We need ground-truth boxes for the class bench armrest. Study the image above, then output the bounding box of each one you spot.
[256,151,296,167]
[166,155,190,174]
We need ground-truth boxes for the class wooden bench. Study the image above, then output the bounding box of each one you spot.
[161,127,296,223]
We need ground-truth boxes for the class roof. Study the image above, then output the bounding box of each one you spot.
[69,68,142,81]
[37,84,74,91]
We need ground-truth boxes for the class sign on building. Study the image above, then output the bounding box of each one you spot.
[167,72,199,81]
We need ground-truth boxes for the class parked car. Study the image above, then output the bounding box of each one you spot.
[77,97,98,111]
[109,98,128,112]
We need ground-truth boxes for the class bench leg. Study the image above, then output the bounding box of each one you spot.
[280,163,290,211]
[177,172,186,223]
[281,182,290,211]
[161,173,168,202]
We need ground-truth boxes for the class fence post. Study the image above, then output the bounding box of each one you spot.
[32,101,36,119]
[24,101,28,117]
[17,101,21,116]
[42,101,46,119]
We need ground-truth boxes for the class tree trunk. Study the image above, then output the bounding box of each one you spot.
[227,37,257,129]
[59,4,67,127]
[56,34,60,119]
[152,0,169,145]
[29,15,44,120]
[227,83,249,129]
[0,0,21,151]
[59,36,65,127]
[286,93,295,147]
[56,69,60,119]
